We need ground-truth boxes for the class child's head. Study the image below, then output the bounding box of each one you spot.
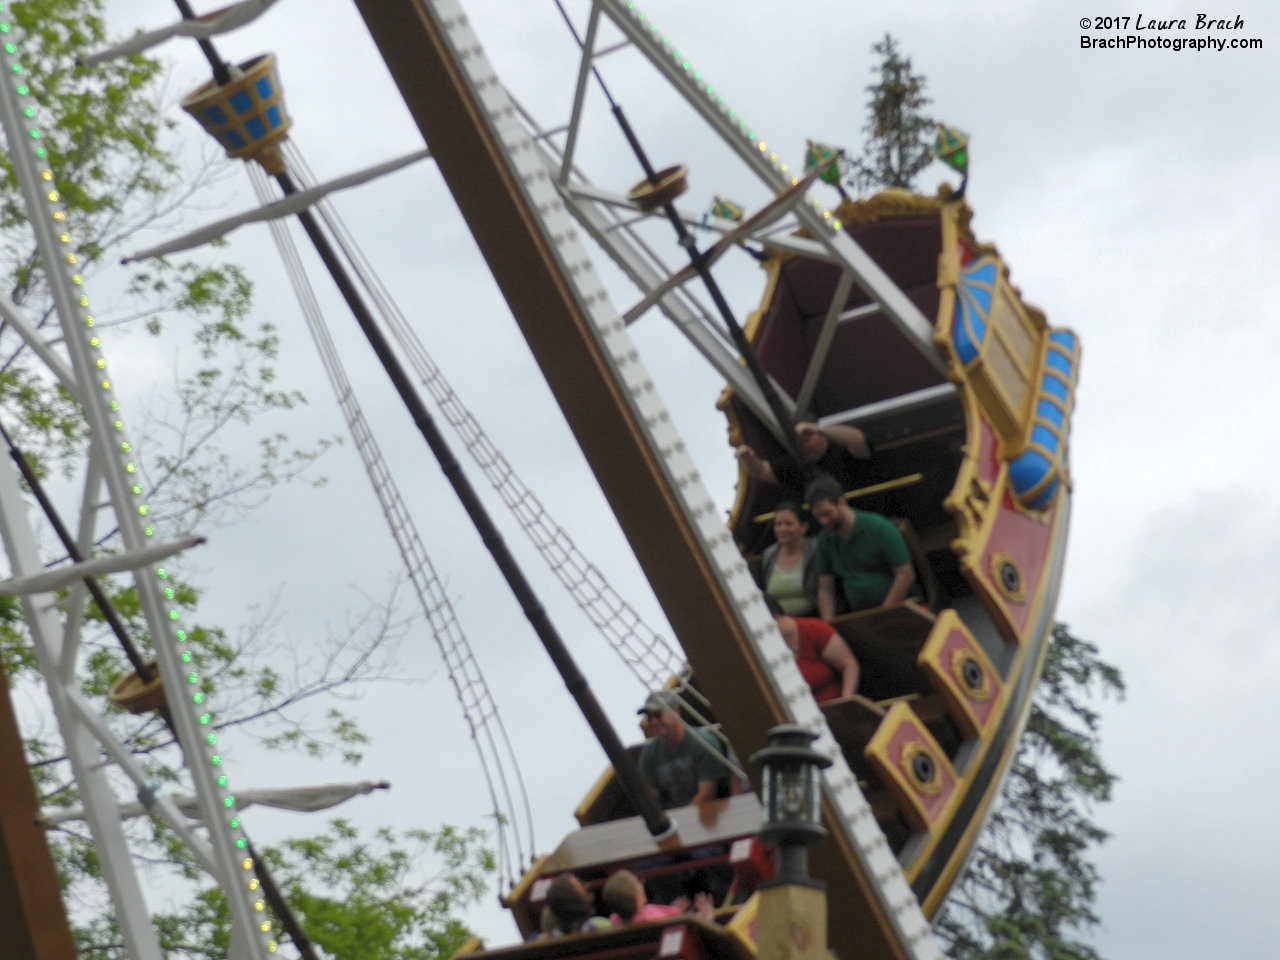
[601,869,646,923]
[545,873,593,932]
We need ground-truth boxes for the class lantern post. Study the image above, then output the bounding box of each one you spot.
[751,724,833,960]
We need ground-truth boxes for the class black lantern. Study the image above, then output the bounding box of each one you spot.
[750,723,832,887]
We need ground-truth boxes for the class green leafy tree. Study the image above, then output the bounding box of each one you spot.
[935,624,1124,960]
[846,34,935,193]
[150,821,494,960]
[0,2,495,957]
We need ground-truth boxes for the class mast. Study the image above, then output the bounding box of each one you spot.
[170,5,677,846]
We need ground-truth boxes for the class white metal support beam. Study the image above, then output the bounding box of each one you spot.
[0,31,272,960]
[558,2,604,184]
[0,451,164,960]
[596,0,948,379]
[794,268,855,415]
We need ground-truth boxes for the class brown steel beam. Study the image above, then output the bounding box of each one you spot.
[350,3,909,958]
[0,657,78,960]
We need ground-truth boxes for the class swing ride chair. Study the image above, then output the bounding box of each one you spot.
[0,2,1078,960]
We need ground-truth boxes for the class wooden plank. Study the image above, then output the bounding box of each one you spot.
[462,918,751,960]
[831,603,936,701]
[545,794,762,876]
[819,696,886,782]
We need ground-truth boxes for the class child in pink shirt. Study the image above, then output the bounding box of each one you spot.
[601,870,715,927]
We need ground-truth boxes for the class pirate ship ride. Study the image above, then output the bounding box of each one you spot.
[0,3,1077,960]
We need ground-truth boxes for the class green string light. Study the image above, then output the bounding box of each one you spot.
[211,754,221,765]
[181,652,192,663]
[193,693,204,704]
[199,713,211,725]
[187,672,199,684]
[175,630,187,641]
[236,838,247,849]
[217,775,228,787]
[169,610,181,621]
[206,733,216,746]
[164,588,175,599]
[230,818,240,829]
[224,797,235,808]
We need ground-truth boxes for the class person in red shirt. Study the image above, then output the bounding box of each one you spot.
[765,596,860,702]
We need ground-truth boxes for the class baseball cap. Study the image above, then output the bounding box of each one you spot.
[638,690,676,715]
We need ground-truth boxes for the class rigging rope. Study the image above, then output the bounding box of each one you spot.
[281,141,693,697]
[248,162,534,889]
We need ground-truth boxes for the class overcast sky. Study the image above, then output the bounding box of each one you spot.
[34,0,1280,956]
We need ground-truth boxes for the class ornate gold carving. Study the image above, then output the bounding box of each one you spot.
[900,740,943,797]
[950,649,992,703]
[831,188,943,228]
[990,551,1026,604]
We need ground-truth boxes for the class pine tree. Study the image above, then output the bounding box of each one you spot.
[935,624,1124,959]
[846,34,936,193]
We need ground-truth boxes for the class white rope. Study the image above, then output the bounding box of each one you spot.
[249,163,534,888]
[281,141,691,697]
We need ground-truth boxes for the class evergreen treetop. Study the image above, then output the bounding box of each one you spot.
[846,33,936,194]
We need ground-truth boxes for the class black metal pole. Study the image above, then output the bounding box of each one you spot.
[172,0,232,86]
[245,839,322,960]
[147,11,423,955]
[0,422,155,683]
[275,172,675,840]
[170,0,675,842]
[610,105,807,472]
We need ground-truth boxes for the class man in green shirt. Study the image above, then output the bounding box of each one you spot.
[807,475,917,620]
[636,691,731,809]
